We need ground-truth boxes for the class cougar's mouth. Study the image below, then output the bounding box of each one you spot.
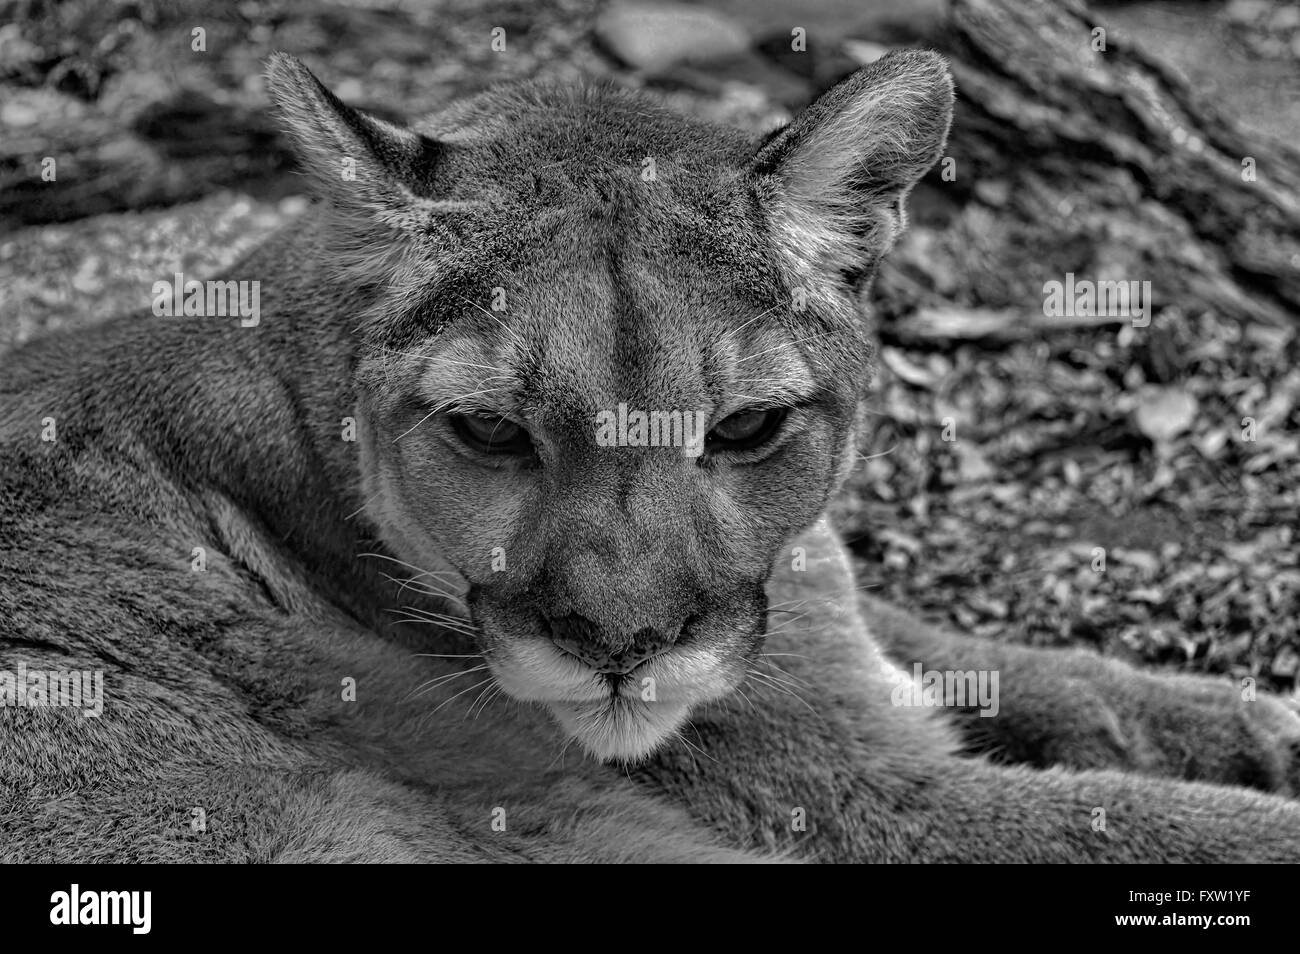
[548,695,693,763]
[486,638,740,763]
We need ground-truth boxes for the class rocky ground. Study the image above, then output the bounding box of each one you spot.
[1,0,1297,691]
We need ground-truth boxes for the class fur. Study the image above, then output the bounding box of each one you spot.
[3,51,1299,862]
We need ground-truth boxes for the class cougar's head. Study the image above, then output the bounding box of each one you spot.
[268,51,953,762]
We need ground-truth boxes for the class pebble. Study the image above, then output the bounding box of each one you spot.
[1271,5,1300,31]
[1,101,39,127]
[1225,0,1271,24]
[843,40,889,66]
[72,256,104,294]
[595,1,751,72]
[974,179,1011,207]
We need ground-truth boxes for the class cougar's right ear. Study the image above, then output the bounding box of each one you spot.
[750,50,954,293]
[265,53,448,232]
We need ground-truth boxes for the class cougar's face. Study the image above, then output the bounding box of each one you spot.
[269,49,950,763]
[357,196,868,763]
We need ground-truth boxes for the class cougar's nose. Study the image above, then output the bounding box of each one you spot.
[546,614,678,674]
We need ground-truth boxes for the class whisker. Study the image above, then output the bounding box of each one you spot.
[390,598,470,619]
[766,598,812,611]
[465,680,499,721]
[750,671,812,699]
[548,732,578,770]
[729,683,759,715]
[678,720,717,764]
[387,614,477,637]
[759,616,800,631]
[344,490,384,522]
[391,602,474,626]
[719,304,779,342]
[737,331,836,364]
[379,571,460,601]
[753,657,812,689]
[455,294,527,349]
[470,683,506,720]
[409,663,487,688]
[386,606,473,622]
[427,676,496,718]
[379,348,507,375]
[403,665,489,702]
[358,551,454,578]
[745,673,810,712]
[748,668,813,697]
[854,445,898,464]
[745,669,824,723]
[388,612,474,627]
[392,388,504,443]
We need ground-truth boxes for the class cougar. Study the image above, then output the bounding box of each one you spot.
[2,50,1298,863]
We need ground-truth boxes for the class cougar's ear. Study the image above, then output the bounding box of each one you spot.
[265,52,447,232]
[751,50,954,289]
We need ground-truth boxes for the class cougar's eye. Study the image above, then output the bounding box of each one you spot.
[708,407,788,451]
[449,413,533,456]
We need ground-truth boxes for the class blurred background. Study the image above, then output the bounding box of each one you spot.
[1,0,1297,690]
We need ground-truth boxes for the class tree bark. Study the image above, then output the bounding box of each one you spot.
[876,0,1300,343]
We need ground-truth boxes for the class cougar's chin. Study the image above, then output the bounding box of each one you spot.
[549,697,692,764]
[485,636,745,761]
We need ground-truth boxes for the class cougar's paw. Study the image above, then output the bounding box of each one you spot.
[995,664,1300,796]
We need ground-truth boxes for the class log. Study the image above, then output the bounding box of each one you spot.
[875,0,1300,338]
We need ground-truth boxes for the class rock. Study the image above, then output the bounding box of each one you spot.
[1197,428,1229,459]
[879,345,942,388]
[1112,547,1160,576]
[1272,6,1300,31]
[1224,0,1272,25]
[0,22,44,81]
[334,78,365,102]
[595,2,751,73]
[973,179,1011,207]
[703,0,949,43]
[1,100,40,127]
[71,255,104,294]
[0,192,288,353]
[843,39,889,66]
[1134,387,1198,446]
[1271,646,1300,679]
[955,443,995,483]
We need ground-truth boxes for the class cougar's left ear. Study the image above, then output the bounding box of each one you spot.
[751,50,954,289]
[265,52,451,233]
